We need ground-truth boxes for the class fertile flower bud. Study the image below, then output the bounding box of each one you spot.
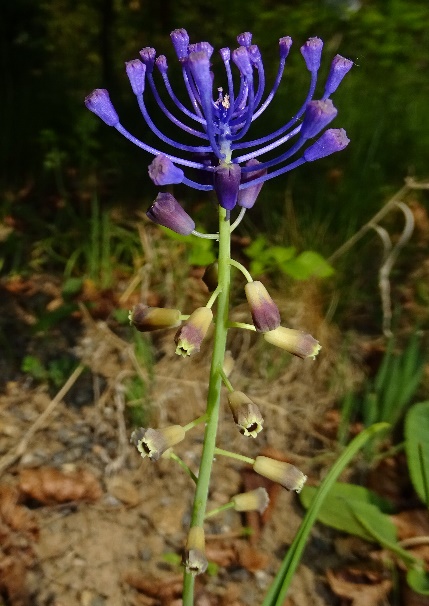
[202,262,218,292]
[300,37,323,73]
[184,527,208,576]
[84,89,119,126]
[175,307,213,356]
[125,59,146,95]
[303,128,350,162]
[129,304,181,332]
[222,351,235,378]
[238,159,267,209]
[148,155,184,186]
[146,192,195,235]
[300,100,338,141]
[263,326,321,359]
[227,391,264,438]
[253,456,307,492]
[232,487,269,514]
[244,281,281,333]
[130,425,186,461]
[324,55,354,95]
[213,162,241,210]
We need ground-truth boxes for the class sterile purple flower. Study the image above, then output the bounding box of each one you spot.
[148,155,184,185]
[85,30,352,216]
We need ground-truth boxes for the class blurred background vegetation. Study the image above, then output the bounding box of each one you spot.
[1,0,428,325]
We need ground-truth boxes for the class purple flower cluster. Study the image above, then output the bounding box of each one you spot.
[85,30,352,227]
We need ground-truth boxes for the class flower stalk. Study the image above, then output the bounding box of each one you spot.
[183,205,231,605]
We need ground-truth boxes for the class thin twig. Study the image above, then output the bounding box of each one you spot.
[0,364,85,474]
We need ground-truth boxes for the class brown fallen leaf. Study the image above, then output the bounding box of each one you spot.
[19,467,102,504]
[326,565,392,606]
[0,485,39,539]
[123,572,183,605]
[237,543,269,572]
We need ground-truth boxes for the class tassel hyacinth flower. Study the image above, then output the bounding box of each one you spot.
[85,29,352,223]
[86,28,353,598]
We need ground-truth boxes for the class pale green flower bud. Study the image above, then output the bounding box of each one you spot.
[184,526,208,576]
[130,425,186,461]
[227,391,264,438]
[253,456,307,492]
[232,487,269,514]
[263,326,321,359]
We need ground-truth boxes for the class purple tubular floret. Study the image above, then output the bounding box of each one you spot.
[170,28,190,60]
[300,99,338,140]
[85,89,119,126]
[300,37,323,73]
[303,128,350,161]
[324,55,354,96]
[126,59,146,96]
[237,32,252,47]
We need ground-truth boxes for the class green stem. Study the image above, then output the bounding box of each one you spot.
[169,452,198,484]
[205,501,235,519]
[182,206,231,606]
[183,414,208,432]
[219,368,234,392]
[214,447,255,465]
[230,258,253,282]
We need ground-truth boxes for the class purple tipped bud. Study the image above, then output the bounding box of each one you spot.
[147,193,195,235]
[237,32,252,47]
[170,28,190,60]
[300,99,338,140]
[303,128,350,162]
[263,326,321,359]
[248,45,262,66]
[148,154,184,186]
[129,304,182,332]
[324,55,354,95]
[214,162,241,210]
[174,307,213,356]
[245,281,281,332]
[238,159,267,209]
[253,456,307,492]
[279,36,293,59]
[125,59,146,96]
[188,42,214,59]
[219,47,230,62]
[300,37,323,73]
[232,47,253,78]
[139,47,156,72]
[155,55,168,74]
[84,89,119,126]
[188,51,212,96]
